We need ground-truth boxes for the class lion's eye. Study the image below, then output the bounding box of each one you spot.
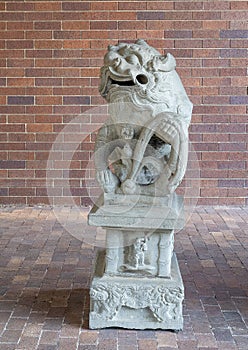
[125,55,140,65]
[113,57,121,67]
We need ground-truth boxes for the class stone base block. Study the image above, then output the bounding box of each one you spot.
[89,252,184,330]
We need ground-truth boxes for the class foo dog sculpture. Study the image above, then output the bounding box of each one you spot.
[95,39,192,197]
[88,40,192,330]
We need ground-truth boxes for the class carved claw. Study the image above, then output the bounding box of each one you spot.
[96,169,119,193]
[121,179,137,194]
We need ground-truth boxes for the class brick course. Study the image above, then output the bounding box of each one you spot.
[0,1,247,205]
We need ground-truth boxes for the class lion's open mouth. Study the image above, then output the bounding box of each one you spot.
[101,76,136,97]
[111,78,135,87]
[100,68,149,98]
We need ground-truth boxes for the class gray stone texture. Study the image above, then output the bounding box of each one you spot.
[88,193,185,329]
[89,40,193,330]
[90,253,184,330]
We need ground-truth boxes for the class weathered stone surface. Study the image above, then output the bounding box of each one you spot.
[104,228,174,278]
[94,39,193,197]
[88,192,184,230]
[88,40,192,330]
[88,191,184,328]
[90,252,184,330]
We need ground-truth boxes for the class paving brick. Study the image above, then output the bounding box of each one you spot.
[4,205,245,348]
[79,331,98,345]
[17,336,39,349]
[138,339,158,349]
[156,331,177,347]
[212,327,233,342]
[0,329,23,343]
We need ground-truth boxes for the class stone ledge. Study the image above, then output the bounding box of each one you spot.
[88,193,184,230]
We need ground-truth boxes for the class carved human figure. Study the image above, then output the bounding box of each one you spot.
[133,237,148,268]
[94,39,192,197]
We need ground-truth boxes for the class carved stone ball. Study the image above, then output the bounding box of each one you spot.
[121,179,137,195]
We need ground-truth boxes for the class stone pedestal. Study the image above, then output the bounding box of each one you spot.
[88,193,185,330]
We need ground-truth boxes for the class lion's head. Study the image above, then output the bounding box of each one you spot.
[99,39,192,125]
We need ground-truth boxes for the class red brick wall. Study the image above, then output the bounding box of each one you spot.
[0,1,247,206]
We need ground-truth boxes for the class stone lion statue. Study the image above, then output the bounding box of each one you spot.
[94,39,193,197]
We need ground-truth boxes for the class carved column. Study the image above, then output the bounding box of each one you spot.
[158,230,174,278]
[105,229,120,274]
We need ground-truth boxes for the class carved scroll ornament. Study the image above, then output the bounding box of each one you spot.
[90,283,183,322]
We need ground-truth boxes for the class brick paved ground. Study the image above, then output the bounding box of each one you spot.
[0,205,248,350]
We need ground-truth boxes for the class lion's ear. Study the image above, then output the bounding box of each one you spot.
[154,53,176,72]
[135,39,147,46]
